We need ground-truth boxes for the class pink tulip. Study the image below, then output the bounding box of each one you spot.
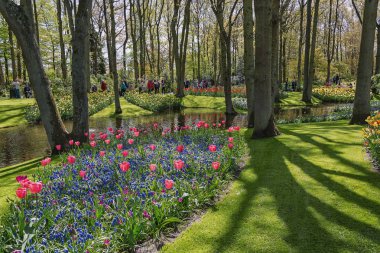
[84,132,88,137]
[104,139,111,145]
[174,159,185,170]
[90,133,96,139]
[117,144,123,150]
[99,151,106,157]
[29,182,43,194]
[134,131,140,137]
[104,239,110,246]
[108,127,113,132]
[69,140,74,145]
[16,175,27,183]
[67,155,76,164]
[176,145,184,153]
[228,143,234,149]
[19,179,31,188]
[165,179,174,190]
[79,170,86,178]
[55,145,62,151]
[75,141,80,146]
[90,141,96,148]
[212,161,220,170]
[228,137,234,143]
[221,120,226,124]
[116,134,121,139]
[153,123,159,129]
[122,150,128,157]
[16,187,27,199]
[149,144,156,151]
[233,126,240,131]
[128,139,134,145]
[40,157,51,167]
[149,164,157,172]
[208,145,217,152]
[204,123,209,128]
[119,161,130,172]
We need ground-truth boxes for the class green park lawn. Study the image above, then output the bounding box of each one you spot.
[162,121,380,252]
[92,99,152,118]
[0,98,35,128]
[182,95,226,110]
[279,92,321,106]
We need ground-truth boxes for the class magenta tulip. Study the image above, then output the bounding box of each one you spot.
[16,187,27,199]
[75,141,80,146]
[212,161,220,170]
[149,164,157,172]
[90,141,96,148]
[29,182,43,194]
[228,137,234,143]
[119,161,130,172]
[149,144,156,151]
[174,159,185,170]
[79,170,86,178]
[208,145,217,152]
[99,151,106,157]
[228,143,234,149]
[16,175,27,183]
[176,145,184,153]
[128,139,134,145]
[104,139,111,145]
[69,140,74,145]
[117,144,123,150]
[67,155,76,164]
[55,145,62,151]
[122,150,128,157]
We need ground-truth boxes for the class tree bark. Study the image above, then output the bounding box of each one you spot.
[297,0,305,87]
[0,59,5,86]
[252,0,280,138]
[243,0,255,127]
[57,0,68,80]
[102,0,112,74]
[351,0,379,124]
[129,0,139,82]
[376,25,380,74]
[301,0,312,102]
[16,41,22,79]
[109,0,122,114]
[271,0,280,103]
[32,0,39,45]
[307,0,320,97]
[8,29,17,81]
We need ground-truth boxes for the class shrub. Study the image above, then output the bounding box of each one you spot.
[125,92,181,112]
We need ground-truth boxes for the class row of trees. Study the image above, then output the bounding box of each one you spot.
[0,0,378,149]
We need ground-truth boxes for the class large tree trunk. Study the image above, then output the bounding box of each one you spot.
[137,0,146,78]
[0,60,5,85]
[0,0,68,149]
[71,0,92,141]
[307,0,320,96]
[109,0,122,114]
[8,29,17,81]
[243,0,255,127]
[252,0,280,138]
[297,0,304,87]
[57,0,68,80]
[129,0,139,82]
[301,0,312,102]
[32,0,39,45]
[376,25,380,75]
[102,0,112,74]
[16,42,22,79]
[271,0,280,103]
[350,0,379,124]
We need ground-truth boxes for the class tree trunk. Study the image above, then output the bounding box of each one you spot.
[282,36,287,83]
[57,0,68,80]
[8,29,17,81]
[4,52,9,85]
[301,0,312,102]
[0,0,68,150]
[109,0,122,114]
[103,0,112,74]
[243,0,255,127]
[252,0,280,138]
[32,0,39,45]
[376,25,380,74]
[129,0,139,82]
[0,60,5,86]
[297,0,304,87]
[308,0,320,92]
[71,0,92,141]
[137,0,146,78]
[16,41,22,79]
[271,0,280,103]
[326,0,333,83]
[350,0,379,124]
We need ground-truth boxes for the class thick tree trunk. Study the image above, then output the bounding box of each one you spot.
[103,0,112,74]
[282,37,287,82]
[0,60,5,85]
[271,0,280,103]
[129,0,139,82]
[137,0,146,78]
[376,25,380,75]
[0,0,68,149]
[71,0,92,141]
[57,0,68,80]
[109,0,122,114]
[308,0,320,93]
[16,42,22,79]
[32,0,39,45]
[302,0,312,102]
[243,0,255,127]
[4,52,9,84]
[351,0,379,124]
[8,29,17,81]
[252,0,280,138]
[297,0,304,87]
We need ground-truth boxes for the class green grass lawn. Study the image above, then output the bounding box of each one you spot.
[0,99,35,128]
[163,121,380,252]
[91,99,152,118]
[279,92,321,106]
[181,95,226,110]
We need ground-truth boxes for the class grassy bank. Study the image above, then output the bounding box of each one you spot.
[280,92,321,106]
[0,99,35,128]
[163,121,380,252]
[91,99,152,118]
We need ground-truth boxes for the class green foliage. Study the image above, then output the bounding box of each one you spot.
[125,92,181,112]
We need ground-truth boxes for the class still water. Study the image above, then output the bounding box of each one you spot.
[0,104,344,168]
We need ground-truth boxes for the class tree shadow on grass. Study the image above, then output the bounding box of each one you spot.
[213,130,380,253]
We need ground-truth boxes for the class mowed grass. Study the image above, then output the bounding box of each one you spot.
[279,92,321,106]
[0,99,35,128]
[91,99,152,118]
[163,121,380,252]
[181,95,226,111]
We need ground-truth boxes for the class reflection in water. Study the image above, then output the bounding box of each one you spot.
[0,104,344,167]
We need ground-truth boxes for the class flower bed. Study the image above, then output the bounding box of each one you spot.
[312,87,355,103]
[25,92,114,123]
[185,86,246,98]
[0,123,244,252]
[363,113,380,166]
[125,92,181,112]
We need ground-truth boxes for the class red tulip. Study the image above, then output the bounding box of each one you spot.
[99,151,106,157]
[165,179,174,190]
[19,179,31,188]
[90,141,96,148]
[108,127,113,132]
[228,143,234,149]
[16,187,27,199]
[233,126,240,131]
[149,164,157,172]
[122,150,128,157]
[105,139,111,145]
[69,140,74,145]
[119,161,130,172]
[90,133,96,139]
[117,144,123,150]
[212,161,220,170]
[16,175,27,183]
[75,141,80,146]
[174,159,185,170]
[67,155,76,164]
[149,144,156,151]
[29,182,43,194]
[208,145,217,152]
[79,170,86,178]
[128,139,134,145]
[228,137,234,143]
[55,145,62,151]
[40,157,51,167]
[176,145,184,153]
